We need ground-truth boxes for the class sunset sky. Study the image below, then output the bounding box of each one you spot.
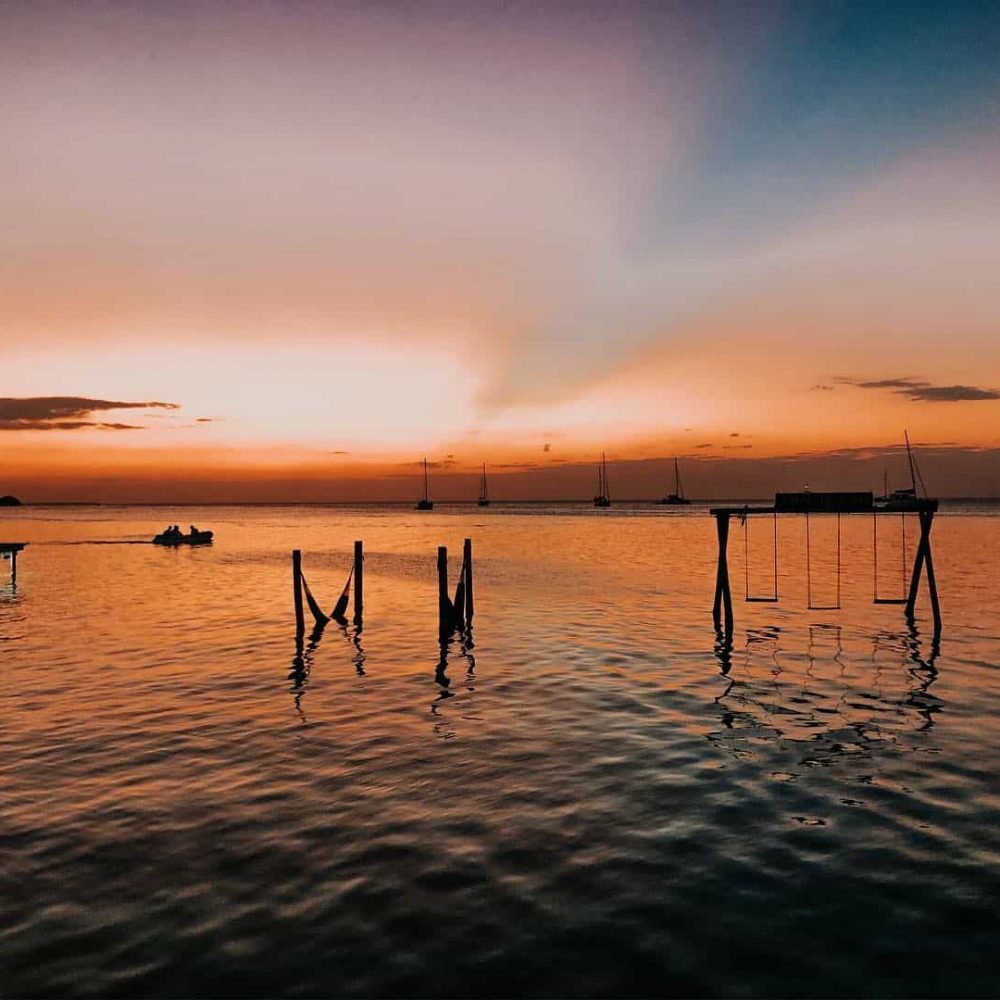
[3,0,999,500]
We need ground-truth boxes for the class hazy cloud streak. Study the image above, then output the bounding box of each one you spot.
[0,397,178,431]
[837,377,1000,402]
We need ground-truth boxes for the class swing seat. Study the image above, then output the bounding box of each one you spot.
[746,596,780,603]
[873,597,907,605]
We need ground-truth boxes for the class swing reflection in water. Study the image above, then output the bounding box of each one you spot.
[710,619,944,755]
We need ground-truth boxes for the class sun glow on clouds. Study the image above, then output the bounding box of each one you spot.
[3,3,1000,497]
[9,342,479,452]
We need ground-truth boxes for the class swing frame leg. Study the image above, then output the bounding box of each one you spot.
[905,510,941,633]
[712,512,734,635]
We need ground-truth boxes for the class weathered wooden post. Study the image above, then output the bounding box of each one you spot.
[292,549,305,636]
[353,540,364,626]
[437,546,451,637]
[463,537,474,623]
[924,524,942,635]
[10,549,17,586]
[712,512,734,634]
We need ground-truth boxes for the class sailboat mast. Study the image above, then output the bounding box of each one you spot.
[904,430,918,496]
[674,457,683,497]
[482,462,488,501]
[423,457,429,502]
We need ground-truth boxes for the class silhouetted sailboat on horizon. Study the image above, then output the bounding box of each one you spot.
[478,463,490,507]
[658,458,691,505]
[593,453,611,507]
[874,430,925,510]
[415,457,433,510]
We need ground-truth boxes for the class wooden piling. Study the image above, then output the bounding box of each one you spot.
[924,535,942,634]
[452,544,466,632]
[437,546,451,637]
[453,572,465,632]
[353,540,364,626]
[10,549,17,586]
[292,549,305,636]
[463,537,474,623]
[712,512,734,635]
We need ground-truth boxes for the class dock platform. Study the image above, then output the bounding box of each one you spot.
[1,542,27,585]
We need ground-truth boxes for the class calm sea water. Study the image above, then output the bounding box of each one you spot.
[2,503,999,997]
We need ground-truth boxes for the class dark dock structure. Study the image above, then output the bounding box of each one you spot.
[1,542,27,586]
[710,492,940,636]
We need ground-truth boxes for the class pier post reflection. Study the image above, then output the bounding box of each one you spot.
[904,617,941,730]
[289,621,326,720]
[713,628,735,704]
[713,627,733,677]
[431,626,477,737]
[333,616,367,676]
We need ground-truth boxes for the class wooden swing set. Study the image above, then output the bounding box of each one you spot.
[711,491,941,636]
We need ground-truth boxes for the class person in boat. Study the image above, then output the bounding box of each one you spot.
[189,525,200,536]
[163,525,178,537]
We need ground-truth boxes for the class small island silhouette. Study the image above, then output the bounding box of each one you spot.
[0,495,23,506]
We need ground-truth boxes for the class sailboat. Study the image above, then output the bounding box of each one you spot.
[415,457,433,510]
[593,453,611,507]
[657,458,691,505]
[478,463,490,507]
[874,431,924,509]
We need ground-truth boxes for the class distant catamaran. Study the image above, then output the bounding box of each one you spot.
[593,453,611,507]
[658,458,691,505]
[415,457,433,510]
[478,463,490,507]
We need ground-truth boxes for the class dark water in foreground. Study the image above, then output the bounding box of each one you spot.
[2,504,999,996]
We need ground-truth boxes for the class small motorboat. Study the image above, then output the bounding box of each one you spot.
[153,530,214,546]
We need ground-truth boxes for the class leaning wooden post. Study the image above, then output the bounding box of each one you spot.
[712,512,734,634]
[463,537,474,623]
[437,546,451,637]
[353,540,364,626]
[292,549,305,636]
[924,524,942,634]
[10,549,17,587]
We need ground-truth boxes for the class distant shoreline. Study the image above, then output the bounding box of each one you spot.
[4,498,1000,508]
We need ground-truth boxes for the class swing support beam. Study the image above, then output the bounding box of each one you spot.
[709,496,940,636]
